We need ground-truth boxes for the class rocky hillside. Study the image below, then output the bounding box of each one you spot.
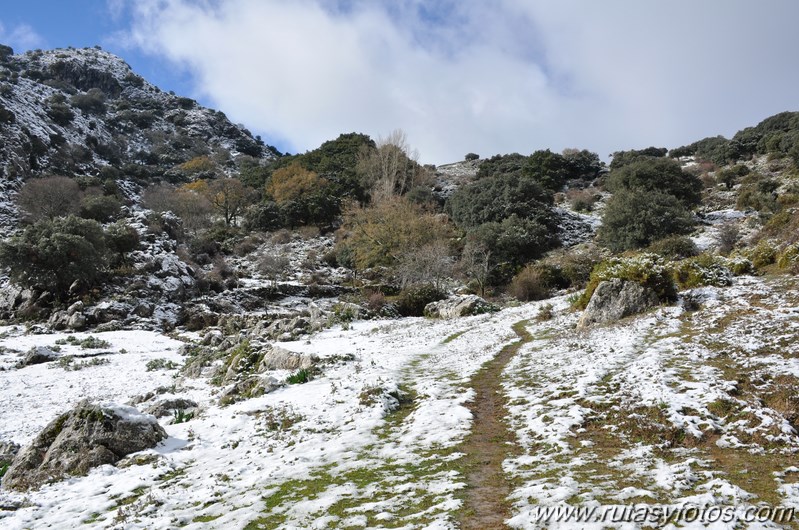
[0,45,277,232]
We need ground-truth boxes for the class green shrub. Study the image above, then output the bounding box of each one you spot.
[742,240,778,270]
[672,254,733,289]
[467,214,558,270]
[79,194,122,222]
[647,235,699,260]
[724,254,753,275]
[777,243,799,270]
[576,253,676,309]
[0,216,108,298]
[395,284,446,317]
[606,157,702,206]
[598,189,695,252]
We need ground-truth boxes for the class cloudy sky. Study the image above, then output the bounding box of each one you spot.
[2,1,799,163]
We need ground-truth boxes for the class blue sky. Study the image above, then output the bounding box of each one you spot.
[2,1,799,163]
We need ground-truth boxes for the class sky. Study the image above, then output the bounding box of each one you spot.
[1,0,799,164]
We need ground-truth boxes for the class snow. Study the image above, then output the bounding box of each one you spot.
[1,275,798,528]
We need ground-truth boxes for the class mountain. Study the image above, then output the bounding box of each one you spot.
[0,45,277,231]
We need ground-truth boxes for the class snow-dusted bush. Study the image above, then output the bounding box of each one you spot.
[576,253,676,309]
[740,239,778,269]
[777,243,799,270]
[672,254,733,289]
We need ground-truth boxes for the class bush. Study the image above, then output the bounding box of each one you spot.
[672,254,733,290]
[606,157,702,206]
[777,243,799,271]
[447,173,553,229]
[395,284,446,317]
[70,89,106,114]
[79,194,122,222]
[509,265,552,301]
[465,153,480,161]
[16,176,81,221]
[647,235,699,260]
[467,215,558,273]
[598,189,695,252]
[0,216,108,298]
[742,240,778,270]
[576,253,676,309]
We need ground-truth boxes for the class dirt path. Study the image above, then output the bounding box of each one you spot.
[458,320,532,530]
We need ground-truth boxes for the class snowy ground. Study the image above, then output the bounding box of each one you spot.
[1,276,798,529]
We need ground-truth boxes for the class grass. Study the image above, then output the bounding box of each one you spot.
[286,368,313,384]
[441,329,469,344]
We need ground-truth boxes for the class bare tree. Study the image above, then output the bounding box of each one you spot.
[258,252,291,289]
[396,241,454,290]
[459,241,492,297]
[16,176,81,221]
[357,129,428,203]
[716,222,740,255]
[141,183,213,235]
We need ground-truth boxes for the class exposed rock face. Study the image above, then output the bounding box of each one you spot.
[219,376,282,405]
[146,398,199,418]
[0,441,19,463]
[577,279,661,328]
[258,345,318,372]
[1,401,166,491]
[424,295,498,319]
[19,346,59,367]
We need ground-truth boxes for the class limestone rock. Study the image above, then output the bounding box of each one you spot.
[1,401,166,491]
[424,295,498,319]
[577,278,660,328]
[19,346,59,367]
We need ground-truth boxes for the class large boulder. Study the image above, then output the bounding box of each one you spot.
[577,278,660,328]
[1,401,166,491]
[258,345,317,371]
[18,346,60,367]
[424,295,498,319]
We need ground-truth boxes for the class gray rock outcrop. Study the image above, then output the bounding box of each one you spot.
[424,295,498,319]
[19,346,59,367]
[1,401,166,491]
[577,278,660,328]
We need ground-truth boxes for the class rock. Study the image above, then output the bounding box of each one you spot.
[47,310,68,330]
[258,345,318,371]
[424,295,498,319]
[1,401,166,491]
[577,278,661,328]
[145,398,199,418]
[19,346,60,367]
[219,376,282,405]
[133,302,154,318]
[67,312,87,331]
[180,306,220,331]
[0,441,19,463]
[66,301,84,316]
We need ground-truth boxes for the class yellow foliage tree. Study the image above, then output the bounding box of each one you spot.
[266,162,328,204]
[340,197,453,270]
[181,178,253,226]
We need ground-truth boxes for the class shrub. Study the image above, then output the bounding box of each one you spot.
[647,235,699,260]
[672,254,733,290]
[340,197,453,270]
[242,202,282,231]
[567,188,599,212]
[598,189,695,252]
[286,368,313,385]
[105,221,140,264]
[576,253,676,309]
[467,214,557,271]
[742,240,778,270]
[465,153,480,161]
[70,89,106,114]
[395,284,446,317]
[447,173,553,229]
[509,265,552,301]
[605,157,702,206]
[0,215,108,298]
[79,194,122,222]
[777,243,799,270]
[16,176,81,221]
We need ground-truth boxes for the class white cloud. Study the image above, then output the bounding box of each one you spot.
[0,21,44,52]
[122,0,799,164]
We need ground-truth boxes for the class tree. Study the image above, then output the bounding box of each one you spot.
[183,178,253,226]
[16,176,81,221]
[357,129,429,203]
[597,189,695,252]
[396,241,453,290]
[0,216,108,299]
[267,162,329,203]
[562,148,603,180]
[142,183,213,234]
[258,252,291,288]
[79,194,122,222]
[105,221,140,265]
[459,241,492,296]
[605,157,702,207]
[525,149,570,191]
[447,173,553,230]
[339,197,453,270]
